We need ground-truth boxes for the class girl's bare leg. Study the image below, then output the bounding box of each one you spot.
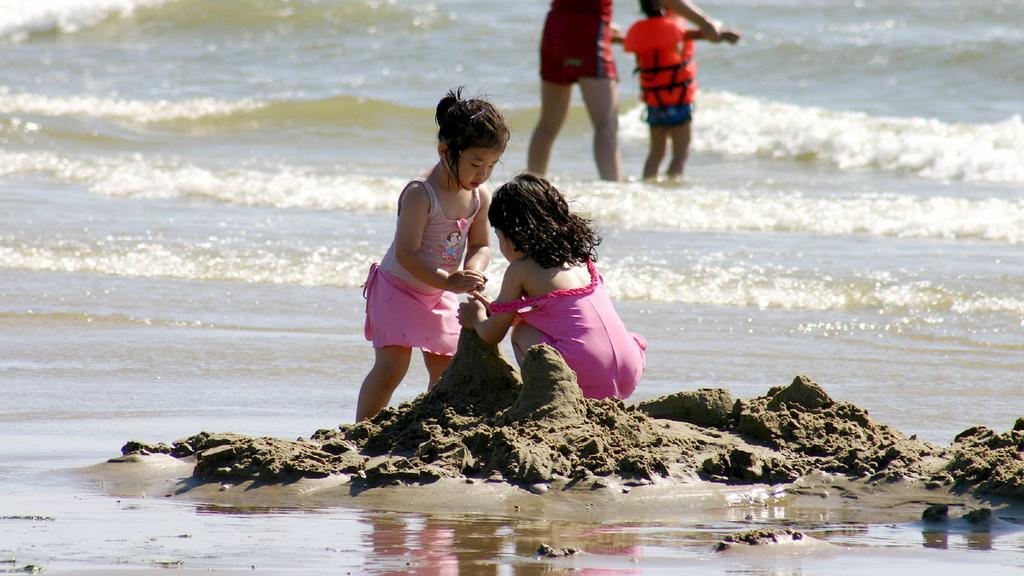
[644,126,669,180]
[356,346,412,421]
[510,322,550,366]
[666,122,692,179]
[422,351,453,390]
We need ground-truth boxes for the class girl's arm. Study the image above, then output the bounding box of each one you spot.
[457,262,525,345]
[462,188,492,277]
[393,182,479,292]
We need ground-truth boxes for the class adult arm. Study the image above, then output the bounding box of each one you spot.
[685,27,741,43]
[661,0,722,40]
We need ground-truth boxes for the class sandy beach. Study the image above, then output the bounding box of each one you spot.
[3,0,1023,573]
[13,331,1017,575]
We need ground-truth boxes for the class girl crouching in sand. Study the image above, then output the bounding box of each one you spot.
[357,88,510,421]
[457,173,646,400]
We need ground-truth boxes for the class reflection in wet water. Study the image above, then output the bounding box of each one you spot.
[6,471,1024,575]
[360,513,464,575]
[351,508,1024,575]
[923,528,994,551]
[357,511,654,575]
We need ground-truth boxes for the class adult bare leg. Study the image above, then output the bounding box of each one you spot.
[422,350,453,390]
[355,346,412,421]
[666,122,692,179]
[579,76,621,181]
[527,81,573,176]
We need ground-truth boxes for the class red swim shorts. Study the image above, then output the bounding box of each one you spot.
[539,10,618,84]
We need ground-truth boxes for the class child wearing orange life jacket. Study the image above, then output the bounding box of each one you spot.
[623,0,739,180]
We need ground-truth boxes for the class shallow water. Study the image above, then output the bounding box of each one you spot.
[4,467,1024,575]
[1,0,1022,572]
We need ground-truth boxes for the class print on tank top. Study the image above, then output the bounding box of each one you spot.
[439,219,469,265]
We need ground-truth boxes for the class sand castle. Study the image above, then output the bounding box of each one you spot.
[114,330,1024,504]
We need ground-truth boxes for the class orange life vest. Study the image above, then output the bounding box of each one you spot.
[623,16,697,107]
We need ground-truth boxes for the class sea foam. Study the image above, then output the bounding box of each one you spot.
[3,150,1023,245]
[621,91,1024,185]
[0,151,404,212]
[2,236,1021,317]
[0,0,170,41]
[0,87,261,122]
[569,180,1024,244]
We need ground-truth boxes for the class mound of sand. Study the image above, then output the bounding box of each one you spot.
[729,375,939,481]
[945,419,1024,498]
[118,331,1024,500]
[713,528,805,552]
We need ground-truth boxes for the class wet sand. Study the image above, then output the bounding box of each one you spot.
[39,330,1024,574]
[60,458,1024,575]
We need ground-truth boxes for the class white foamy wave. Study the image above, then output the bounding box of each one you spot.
[564,180,1024,244]
[0,151,404,212]
[5,149,1023,244]
[0,234,510,292]
[0,237,376,287]
[621,91,1024,184]
[2,237,1021,318]
[0,0,170,41]
[599,257,1024,316]
[0,87,262,122]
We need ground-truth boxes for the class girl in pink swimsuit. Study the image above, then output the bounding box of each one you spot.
[357,88,510,421]
[458,173,646,400]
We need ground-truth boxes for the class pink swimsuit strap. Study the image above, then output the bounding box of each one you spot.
[400,178,481,221]
[488,260,599,315]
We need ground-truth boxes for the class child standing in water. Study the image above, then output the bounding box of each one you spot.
[623,0,740,180]
[357,88,510,421]
[458,173,646,400]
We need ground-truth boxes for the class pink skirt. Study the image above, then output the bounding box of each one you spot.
[362,263,460,356]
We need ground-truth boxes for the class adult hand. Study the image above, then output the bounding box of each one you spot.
[719,28,741,44]
[610,23,624,45]
[699,19,723,42]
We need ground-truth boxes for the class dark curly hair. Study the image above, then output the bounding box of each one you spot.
[489,173,601,269]
[639,0,664,18]
[435,87,510,188]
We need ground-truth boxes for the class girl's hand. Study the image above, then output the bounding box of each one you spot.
[468,290,492,307]
[458,299,487,328]
[445,269,487,293]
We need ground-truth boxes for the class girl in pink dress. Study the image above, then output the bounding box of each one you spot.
[357,88,510,421]
[458,173,646,400]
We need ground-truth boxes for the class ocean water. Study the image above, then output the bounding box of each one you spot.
[1,0,1023,573]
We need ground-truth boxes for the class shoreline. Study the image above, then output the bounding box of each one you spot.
[81,455,1024,528]
[53,455,1024,575]
[7,332,1022,575]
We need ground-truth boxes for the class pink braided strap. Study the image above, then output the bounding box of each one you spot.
[488,260,599,315]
